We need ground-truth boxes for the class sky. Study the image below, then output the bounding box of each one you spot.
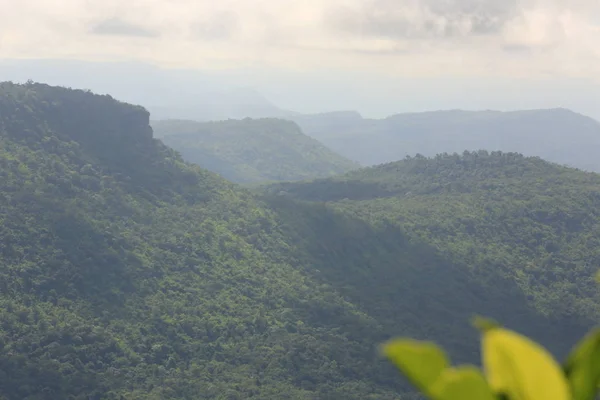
[1,0,600,118]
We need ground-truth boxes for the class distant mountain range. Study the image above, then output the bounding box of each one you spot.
[152,107,600,180]
[152,118,359,183]
[290,108,600,172]
[6,59,598,173]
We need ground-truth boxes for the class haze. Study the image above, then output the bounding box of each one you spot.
[1,0,599,119]
[4,2,600,398]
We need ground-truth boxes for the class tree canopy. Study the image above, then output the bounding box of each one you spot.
[0,82,597,399]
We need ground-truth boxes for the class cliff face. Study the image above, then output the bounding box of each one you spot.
[0,81,152,149]
[0,81,215,202]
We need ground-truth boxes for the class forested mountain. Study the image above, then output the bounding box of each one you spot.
[0,82,595,399]
[152,118,359,183]
[290,109,600,171]
[264,151,600,328]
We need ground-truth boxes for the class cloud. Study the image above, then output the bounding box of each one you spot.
[327,0,521,40]
[90,17,159,38]
[502,44,533,53]
[191,11,239,41]
[0,0,599,81]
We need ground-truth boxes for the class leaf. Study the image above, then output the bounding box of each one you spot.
[381,338,449,397]
[480,326,571,400]
[429,366,496,400]
[563,328,600,400]
[472,316,501,332]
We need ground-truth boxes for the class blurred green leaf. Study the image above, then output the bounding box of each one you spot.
[472,316,501,332]
[481,326,571,400]
[382,338,449,397]
[563,328,600,400]
[429,366,495,400]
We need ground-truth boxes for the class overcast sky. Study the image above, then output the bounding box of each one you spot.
[1,0,600,118]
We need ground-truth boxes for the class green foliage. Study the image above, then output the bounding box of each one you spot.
[429,367,494,400]
[383,319,600,400]
[1,82,597,399]
[563,328,600,400]
[151,118,359,183]
[381,339,448,397]
[0,82,397,399]
[263,151,600,326]
[480,324,570,400]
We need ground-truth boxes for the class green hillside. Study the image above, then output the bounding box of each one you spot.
[151,118,359,184]
[0,82,389,399]
[0,82,594,399]
[264,151,600,327]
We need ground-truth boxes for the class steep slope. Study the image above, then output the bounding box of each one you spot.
[0,83,591,399]
[264,151,600,328]
[291,109,600,171]
[152,118,359,183]
[0,82,394,400]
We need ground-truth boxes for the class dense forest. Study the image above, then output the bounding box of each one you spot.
[264,152,600,329]
[290,109,600,171]
[152,118,359,184]
[0,82,597,399]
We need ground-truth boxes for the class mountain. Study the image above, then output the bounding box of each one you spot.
[0,81,399,399]
[288,111,364,136]
[264,151,600,327]
[0,82,594,399]
[152,118,360,183]
[290,109,600,171]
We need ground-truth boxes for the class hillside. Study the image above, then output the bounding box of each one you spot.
[264,151,600,327]
[0,82,401,399]
[152,118,359,183]
[0,82,594,399]
[290,109,600,171]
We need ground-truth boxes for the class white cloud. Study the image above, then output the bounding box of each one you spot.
[90,17,159,37]
[0,0,599,80]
